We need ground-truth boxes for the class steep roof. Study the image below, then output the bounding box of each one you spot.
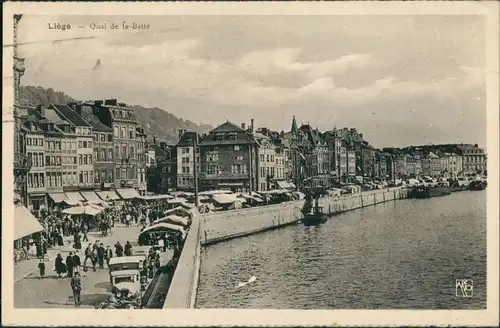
[51,104,91,127]
[210,121,245,133]
[177,131,200,146]
[78,105,113,132]
[299,124,324,146]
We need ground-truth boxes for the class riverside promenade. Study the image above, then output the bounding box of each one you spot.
[162,187,409,308]
[14,225,146,308]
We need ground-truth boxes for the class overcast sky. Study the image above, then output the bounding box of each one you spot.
[13,15,486,148]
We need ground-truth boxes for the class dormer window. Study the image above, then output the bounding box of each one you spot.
[215,133,224,141]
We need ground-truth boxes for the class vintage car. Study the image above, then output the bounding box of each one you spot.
[109,270,142,307]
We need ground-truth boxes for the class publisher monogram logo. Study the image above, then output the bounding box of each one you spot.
[455,279,473,297]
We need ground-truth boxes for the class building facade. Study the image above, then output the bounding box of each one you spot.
[89,99,142,191]
[199,121,258,192]
[136,126,148,195]
[176,130,201,191]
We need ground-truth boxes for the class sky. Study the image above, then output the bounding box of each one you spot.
[10,15,487,148]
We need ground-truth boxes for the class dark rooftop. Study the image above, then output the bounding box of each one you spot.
[51,104,91,127]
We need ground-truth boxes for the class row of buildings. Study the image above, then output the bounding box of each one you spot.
[19,100,149,210]
[146,115,488,194]
[16,95,488,210]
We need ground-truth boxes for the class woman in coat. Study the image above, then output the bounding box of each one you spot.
[54,253,66,278]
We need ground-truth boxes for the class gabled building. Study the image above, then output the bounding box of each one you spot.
[147,141,176,194]
[75,104,115,190]
[50,104,94,197]
[87,99,142,198]
[176,130,201,191]
[199,121,258,192]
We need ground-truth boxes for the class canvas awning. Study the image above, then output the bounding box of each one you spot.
[65,192,85,202]
[80,191,101,202]
[276,181,296,190]
[116,188,141,200]
[15,206,44,240]
[96,190,120,201]
[49,193,68,203]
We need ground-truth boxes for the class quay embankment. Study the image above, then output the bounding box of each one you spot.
[161,209,202,308]
[161,187,408,308]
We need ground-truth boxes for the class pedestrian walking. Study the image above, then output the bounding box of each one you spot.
[84,244,92,269]
[38,259,46,278]
[91,246,98,272]
[124,241,133,256]
[82,223,89,242]
[70,272,82,307]
[55,253,66,278]
[72,252,81,273]
[115,241,124,257]
[97,243,105,269]
[66,252,75,278]
[105,245,113,267]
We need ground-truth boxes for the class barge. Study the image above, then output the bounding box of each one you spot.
[409,186,451,199]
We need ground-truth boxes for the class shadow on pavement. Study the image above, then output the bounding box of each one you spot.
[94,282,112,292]
[68,293,109,307]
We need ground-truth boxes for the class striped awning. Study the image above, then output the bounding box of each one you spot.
[65,192,85,202]
[80,191,101,202]
[49,193,68,203]
[116,188,141,200]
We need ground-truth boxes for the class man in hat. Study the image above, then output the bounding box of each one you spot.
[105,245,113,268]
[97,243,105,269]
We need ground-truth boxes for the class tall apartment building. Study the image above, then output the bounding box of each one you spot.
[176,130,201,191]
[455,144,486,174]
[23,112,47,209]
[50,105,94,202]
[136,126,148,195]
[199,121,258,192]
[255,131,276,191]
[89,99,142,198]
[75,104,115,190]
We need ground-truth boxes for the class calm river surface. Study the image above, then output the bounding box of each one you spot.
[196,191,486,309]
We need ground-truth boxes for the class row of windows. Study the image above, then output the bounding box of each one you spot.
[76,127,91,136]
[114,126,135,140]
[93,133,113,143]
[114,145,135,159]
[180,165,201,174]
[231,164,248,175]
[178,176,194,186]
[94,149,114,162]
[26,137,43,147]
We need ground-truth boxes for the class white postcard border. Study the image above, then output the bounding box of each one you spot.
[2,1,499,326]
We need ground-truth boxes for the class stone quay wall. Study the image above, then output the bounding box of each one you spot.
[162,209,202,309]
[163,187,408,308]
[201,187,408,246]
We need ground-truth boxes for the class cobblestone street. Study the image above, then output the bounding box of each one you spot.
[14,225,144,308]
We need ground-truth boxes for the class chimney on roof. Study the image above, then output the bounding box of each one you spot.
[241,123,246,130]
[104,99,118,106]
[36,105,45,117]
[250,119,254,133]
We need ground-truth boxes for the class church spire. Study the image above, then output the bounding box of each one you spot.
[291,115,298,136]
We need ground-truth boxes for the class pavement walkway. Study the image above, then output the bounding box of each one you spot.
[14,224,148,308]
[14,223,132,283]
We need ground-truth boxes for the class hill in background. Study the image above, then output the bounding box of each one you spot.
[19,85,212,144]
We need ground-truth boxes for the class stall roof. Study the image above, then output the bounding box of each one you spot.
[65,192,85,202]
[80,191,101,202]
[116,188,141,200]
[153,215,190,227]
[96,190,120,201]
[136,195,173,201]
[15,206,44,240]
[276,181,296,190]
[49,193,68,203]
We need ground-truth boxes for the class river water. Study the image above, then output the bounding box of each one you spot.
[196,191,486,309]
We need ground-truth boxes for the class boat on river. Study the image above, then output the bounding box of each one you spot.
[409,185,451,199]
[301,195,327,226]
